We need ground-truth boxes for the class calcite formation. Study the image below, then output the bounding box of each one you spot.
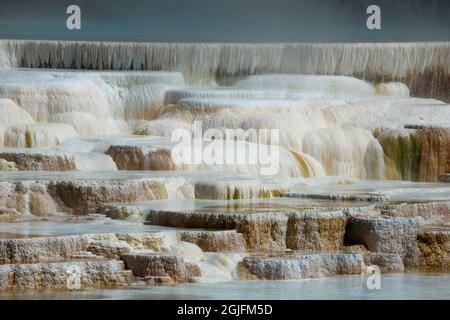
[0,260,134,290]
[417,230,450,270]
[87,240,132,259]
[283,192,389,202]
[194,180,273,200]
[363,253,405,273]
[286,211,347,251]
[379,127,450,181]
[0,235,90,264]
[121,253,188,283]
[3,123,77,148]
[0,178,179,216]
[47,180,169,215]
[378,201,450,226]
[2,40,450,101]
[345,216,421,267]
[146,210,288,251]
[0,150,77,171]
[0,158,17,171]
[106,144,175,170]
[179,230,246,252]
[0,232,202,289]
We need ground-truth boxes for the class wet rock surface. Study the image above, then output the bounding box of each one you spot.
[0,260,133,290]
[146,210,288,251]
[378,127,450,182]
[238,252,364,280]
[0,235,89,264]
[179,230,246,252]
[0,177,181,216]
[0,231,204,289]
[380,201,450,225]
[345,216,421,268]
[0,201,449,291]
[47,180,169,215]
[106,144,175,170]
[363,253,405,273]
[121,253,187,283]
[87,240,132,259]
[0,150,76,171]
[283,192,389,202]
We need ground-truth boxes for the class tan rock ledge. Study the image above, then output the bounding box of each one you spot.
[178,230,246,252]
[0,260,133,290]
[147,209,350,252]
[0,150,76,171]
[345,216,421,268]
[286,211,347,251]
[283,192,390,202]
[121,253,194,284]
[146,209,288,251]
[0,177,183,215]
[417,229,450,271]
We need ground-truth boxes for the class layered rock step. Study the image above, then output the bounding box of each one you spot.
[0,235,91,264]
[0,232,176,264]
[146,209,348,252]
[0,148,116,171]
[417,228,450,270]
[2,40,450,103]
[345,216,421,268]
[0,175,192,216]
[378,201,450,226]
[0,212,448,290]
[0,69,184,136]
[0,232,201,289]
[144,203,450,271]
[193,180,285,200]
[1,123,77,148]
[0,260,133,290]
[140,94,450,181]
[237,252,364,280]
[178,230,246,252]
[282,191,389,203]
[0,232,377,287]
[121,253,200,284]
[0,68,449,183]
[363,253,405,273]
[105,139,311,178]
[377,127,450,182]
[164,88,288,105]
[0,172,299,217]
[345,214,450,270]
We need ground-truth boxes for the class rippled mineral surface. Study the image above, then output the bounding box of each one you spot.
[0,40,449,299]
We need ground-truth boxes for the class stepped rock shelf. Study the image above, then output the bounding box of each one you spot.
[0,40,449,297]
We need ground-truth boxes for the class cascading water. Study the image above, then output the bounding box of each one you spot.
[1,40,449,100]
[0,65,448,180]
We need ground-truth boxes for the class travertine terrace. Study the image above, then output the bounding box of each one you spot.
[0,40,449,292]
